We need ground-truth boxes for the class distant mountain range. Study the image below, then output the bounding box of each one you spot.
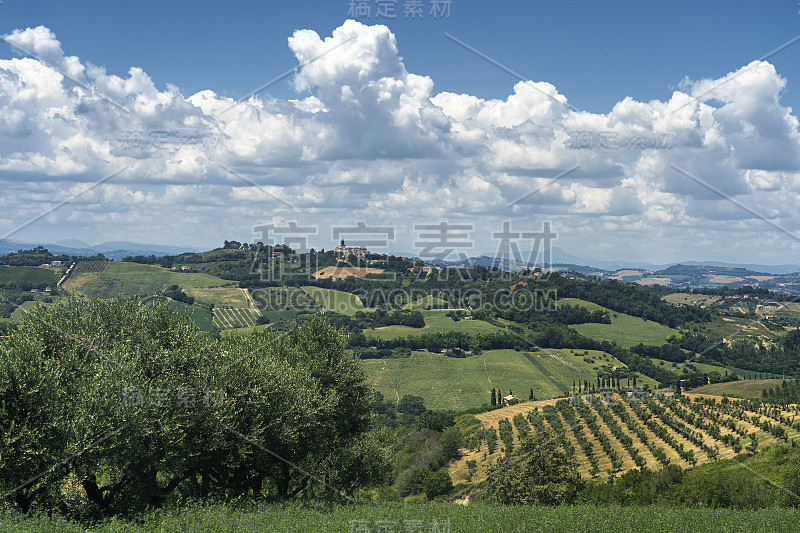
[0,239,204,260]
[513,247,799,276]
[2,239,797,275]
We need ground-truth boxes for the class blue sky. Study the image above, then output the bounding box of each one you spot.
[1,1,800,265]
[3,1,799,112]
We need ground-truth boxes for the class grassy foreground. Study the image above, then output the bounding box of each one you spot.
[2,502,798,532]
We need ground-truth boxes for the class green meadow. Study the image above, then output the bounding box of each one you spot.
[301,286,365,315]
[362,348,657,410]
[365,315,501,340]
[64,262,232,298]
[562,298,679,348]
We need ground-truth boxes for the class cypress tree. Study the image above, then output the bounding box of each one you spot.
[491,388,496,406]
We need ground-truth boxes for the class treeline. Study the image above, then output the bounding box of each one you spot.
[0,292,34,319]
[0,248,70,266]
[325,309,425,331]
[549,275,712,327]
[762,376,800,405]
[631,343,686,363]
[162,285,194,305]
[493,303,610,326]
[0,248,106,267]
[349,330,527,356]
[688,285,788,301]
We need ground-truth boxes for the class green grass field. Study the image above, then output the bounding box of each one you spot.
[362,348,657,410]
[366,316,501,340]
[64,262,233,298]
[2,502,796,533]
[166,300,215,331]
[402,295,450,309]
[184,286,250,308]
[0,265,58,287]
[691,378,786,398]
[301,286,365,315]
[562,298,679,348]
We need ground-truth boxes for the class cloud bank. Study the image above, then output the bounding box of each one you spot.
[1,21,799,262]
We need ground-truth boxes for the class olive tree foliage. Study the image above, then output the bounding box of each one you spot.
[481,428,584,505]
[0,298,389,515]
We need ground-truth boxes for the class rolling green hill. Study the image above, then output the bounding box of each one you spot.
[301,286,365,315]
[64,262,233,298]
[365,315,501,340]
[562,298,679,348]
[362,348,657,410]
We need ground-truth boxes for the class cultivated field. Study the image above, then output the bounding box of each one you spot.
[562,298,679,348]
[64,262,233,298]
[301,286,365,315]
[705,316,776,340]
[184,286,251,308]
[70,260,108,275]
[365,315,500,340]
[0,265,58,287]
[451,391,800,485]
[213,307,261,329]
[249,287,319,312]
[691,379,786,398]
[311,265,385,280]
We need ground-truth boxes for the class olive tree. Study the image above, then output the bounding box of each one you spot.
[0,298,388,515]
[482,427,583,505]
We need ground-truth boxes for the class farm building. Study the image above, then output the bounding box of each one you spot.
[502,394,520,405]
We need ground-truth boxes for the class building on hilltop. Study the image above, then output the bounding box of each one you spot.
[334,239,368,261]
